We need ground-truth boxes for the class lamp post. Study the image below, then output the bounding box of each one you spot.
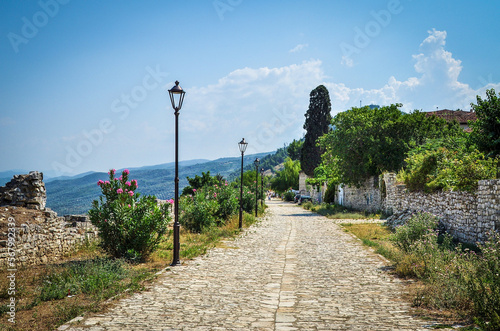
[254,158,260,217]
[238,138,248,229]
[168,81,185,267]
[260,167,264,208]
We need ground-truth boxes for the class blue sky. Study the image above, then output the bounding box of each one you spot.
[1,0,500,177]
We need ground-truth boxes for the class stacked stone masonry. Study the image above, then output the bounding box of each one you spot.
[0,172,98,267]
[339,176,382,213]
[338,173,500,244]
[0,171,46,210]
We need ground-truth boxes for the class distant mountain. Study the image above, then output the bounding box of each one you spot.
[44,171,97,183]
[44,153,271,215]
[0,169,29,186]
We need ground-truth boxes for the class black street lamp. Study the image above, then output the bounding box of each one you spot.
[260,167,264,208]
[238,138,248,229]
[168,81,185,267]
[254,158,260,217]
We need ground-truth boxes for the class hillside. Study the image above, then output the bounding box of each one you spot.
[45,152,271,215]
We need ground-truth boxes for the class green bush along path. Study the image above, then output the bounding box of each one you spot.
[61,200,430,330]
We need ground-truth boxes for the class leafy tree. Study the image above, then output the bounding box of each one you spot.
[287,139,303,160]
[270,157,301,193]
[182,171,222,196]
[469,88,500,157]
[300,85,332,176]
[319,104,462,186]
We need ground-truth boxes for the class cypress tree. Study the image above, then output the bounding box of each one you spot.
[300,85,332,176]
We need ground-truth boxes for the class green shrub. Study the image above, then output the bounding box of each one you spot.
[398,139,498,193]
[180,182,245,233]
[324,182,336,203]
[390,212,439,253]
[179,191,218,233]
[459,232,500,329]
[88,169,171,260]
[301,201,314,210]
[283,191,295,201]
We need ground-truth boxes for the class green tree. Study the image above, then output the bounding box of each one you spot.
[469,88,500,157]
[270,157,301,193]
[182,171,222,196]
[320,104,462,186]
[287,139,303,160]
[300,85,332,176]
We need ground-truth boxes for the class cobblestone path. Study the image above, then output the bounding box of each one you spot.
[61,200,429,330]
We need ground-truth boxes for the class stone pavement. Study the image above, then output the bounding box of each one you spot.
[60,200,430,330]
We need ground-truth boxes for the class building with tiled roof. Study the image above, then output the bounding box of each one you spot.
[425,109,477,131]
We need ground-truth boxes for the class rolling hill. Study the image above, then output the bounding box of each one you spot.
[44,152,272,215]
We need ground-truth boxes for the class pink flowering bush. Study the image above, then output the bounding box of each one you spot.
[88,169,171,260]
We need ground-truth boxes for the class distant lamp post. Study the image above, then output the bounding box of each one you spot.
[260,167,264,208]
[254,158,260,217]
[238,138,248,229]
[168,80,185,267]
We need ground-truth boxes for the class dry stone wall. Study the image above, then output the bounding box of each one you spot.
[0,171,46,210]
[0,173,98,268]
[337,173,500,244]
[381,173,500,243]
[340,177,382,213]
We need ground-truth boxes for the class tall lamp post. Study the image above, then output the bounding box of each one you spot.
[168,81,185,267]
[238,138,248,229]
[254,158,260,217]
[260,167,264,208]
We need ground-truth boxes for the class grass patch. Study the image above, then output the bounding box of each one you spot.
[301,202,381,220]
[0,210,261,330]
[340,223,398,261]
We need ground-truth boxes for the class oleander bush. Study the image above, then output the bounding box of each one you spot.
[88,169,171,260]
[179,182,256,233]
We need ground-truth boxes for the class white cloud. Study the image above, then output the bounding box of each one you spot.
[163,30,500,161]
[326,29,500,113]
[289,43,308,53]
[181,60,325,156]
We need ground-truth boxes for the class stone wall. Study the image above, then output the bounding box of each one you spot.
[0,172,98,267]
[0,171,46,210]
[336,174,500,244]
[0,207,98,267]
[340,177,382,213]
[381,173,500,244]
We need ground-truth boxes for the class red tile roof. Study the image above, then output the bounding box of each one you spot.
[425,109,477,124]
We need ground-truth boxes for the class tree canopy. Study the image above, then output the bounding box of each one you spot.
[270,157,301,193]
[469,88,500,157]
[300,85,332,176]
[318,104,463,186]
[182,171,223,196]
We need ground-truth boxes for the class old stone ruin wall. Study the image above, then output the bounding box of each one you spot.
[0,172,98,268]
[337,173,500,244]
[339,177,382,213]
